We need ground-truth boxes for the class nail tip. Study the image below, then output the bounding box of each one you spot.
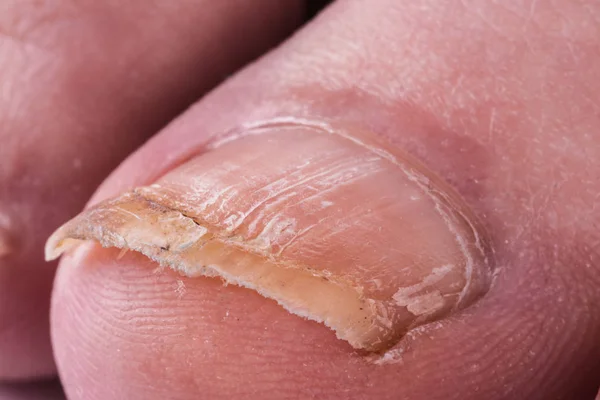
[44,231,62,262]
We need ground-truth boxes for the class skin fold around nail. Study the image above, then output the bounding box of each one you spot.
[46,121,493,353]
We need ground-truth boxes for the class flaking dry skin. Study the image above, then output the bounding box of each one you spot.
[46,121,492,352]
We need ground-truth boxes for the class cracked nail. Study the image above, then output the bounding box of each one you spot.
[45,121,492,352]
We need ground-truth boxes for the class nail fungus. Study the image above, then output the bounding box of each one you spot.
[46,120,492,352]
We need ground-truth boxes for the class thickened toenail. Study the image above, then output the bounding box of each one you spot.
[46,119,493,352]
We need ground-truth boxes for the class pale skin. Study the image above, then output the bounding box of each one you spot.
[0,1,599,399]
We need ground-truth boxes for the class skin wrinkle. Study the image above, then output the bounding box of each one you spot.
[66,251,342,400]
[406,284,589,398]
[0,24,36,49]
[0,1,70,47]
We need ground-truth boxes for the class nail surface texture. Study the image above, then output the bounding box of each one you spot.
[46,121,492,352]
